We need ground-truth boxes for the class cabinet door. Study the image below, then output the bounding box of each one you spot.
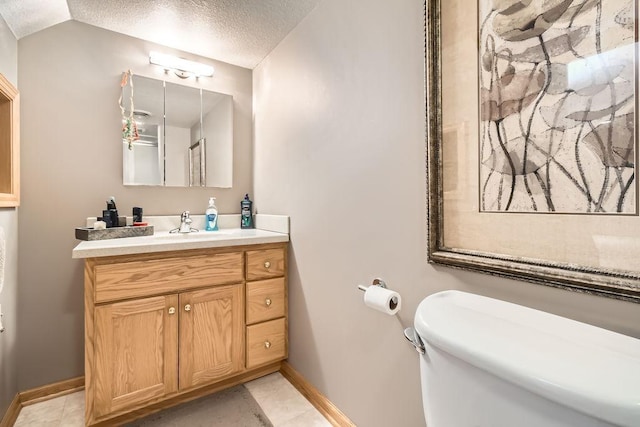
[179,284,244,389]
[94,295,178,418]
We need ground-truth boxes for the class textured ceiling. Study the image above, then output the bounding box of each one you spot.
[0,0,71,38]
[0,0,320,69]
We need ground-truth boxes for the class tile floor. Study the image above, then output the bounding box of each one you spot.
[14,373,331,427]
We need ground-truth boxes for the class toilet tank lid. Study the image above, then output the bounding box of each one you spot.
[414,291,640,427]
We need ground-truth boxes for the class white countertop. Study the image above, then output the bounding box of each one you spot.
[72,214,289,259]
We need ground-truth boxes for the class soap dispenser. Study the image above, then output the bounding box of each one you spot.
[241,194,254,229]
[205,197,219,231]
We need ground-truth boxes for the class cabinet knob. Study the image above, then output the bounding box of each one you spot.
[265,298,272,307]
[264,261,271,269]
[264,340,271,349]
[184,304,192,312]
[168,307,176,315]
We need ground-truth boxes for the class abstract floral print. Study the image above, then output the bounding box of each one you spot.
[479,0,636,213]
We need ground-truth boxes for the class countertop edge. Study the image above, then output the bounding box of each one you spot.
[72,231,289,259]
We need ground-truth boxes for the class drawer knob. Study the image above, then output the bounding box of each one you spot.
[265,298,272,307]
[168,307,176,315]
[264,340,271,349]
[184,304,192,312]
[264,261,271,269]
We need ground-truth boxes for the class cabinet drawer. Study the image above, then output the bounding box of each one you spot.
[94,252,244,303]
[246,248,285,281]
[246,318,286,368]
[246,278,285,325]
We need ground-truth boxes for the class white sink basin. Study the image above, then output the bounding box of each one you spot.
[152,230,236,240]
[147,228,266,242]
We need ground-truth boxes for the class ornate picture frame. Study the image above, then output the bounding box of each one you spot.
[426,0,640,302]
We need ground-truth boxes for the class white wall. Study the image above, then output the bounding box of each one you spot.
[17,20,253,389]
[0,13,18,416]
[164,125,191,186]
[191,96,234,188]
[204,98,233,188]
[253,1,640,426]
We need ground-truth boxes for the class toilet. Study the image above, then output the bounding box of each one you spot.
[406,291,640,427]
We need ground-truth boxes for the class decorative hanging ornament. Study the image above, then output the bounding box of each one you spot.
[119,70,139,150]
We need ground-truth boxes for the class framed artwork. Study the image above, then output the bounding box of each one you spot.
[426,0,640,301]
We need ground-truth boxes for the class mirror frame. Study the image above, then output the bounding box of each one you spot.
[189,138,206,187]
[0,73,19,207]
[425,0,640,303]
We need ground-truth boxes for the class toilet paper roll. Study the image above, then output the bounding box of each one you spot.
[364,285,401,315]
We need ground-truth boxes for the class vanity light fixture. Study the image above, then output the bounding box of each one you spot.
[149,51,214,79]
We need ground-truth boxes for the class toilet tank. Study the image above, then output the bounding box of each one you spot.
[414,291,640,427]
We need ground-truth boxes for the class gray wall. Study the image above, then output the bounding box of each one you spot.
[253,0,640,426]
[17,20,253,389]
[0,13,18,416]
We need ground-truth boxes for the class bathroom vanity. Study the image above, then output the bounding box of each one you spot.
[73,220,289,426]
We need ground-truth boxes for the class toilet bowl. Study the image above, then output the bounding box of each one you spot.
[407,291,640,427]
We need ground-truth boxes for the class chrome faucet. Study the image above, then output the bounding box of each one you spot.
[170,211,199,233]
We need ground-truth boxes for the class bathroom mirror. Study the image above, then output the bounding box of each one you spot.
[0,73,19,207]
[425,0,640,302]
[122,74,233,187]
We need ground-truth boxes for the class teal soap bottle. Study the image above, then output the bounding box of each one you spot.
[205,197,219,231]
[241,194,253,229]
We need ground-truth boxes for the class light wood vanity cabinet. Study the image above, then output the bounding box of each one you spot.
[84,242,287,426]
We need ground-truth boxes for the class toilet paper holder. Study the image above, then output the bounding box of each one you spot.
[359,278,401,314]
[357,278,387,292]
